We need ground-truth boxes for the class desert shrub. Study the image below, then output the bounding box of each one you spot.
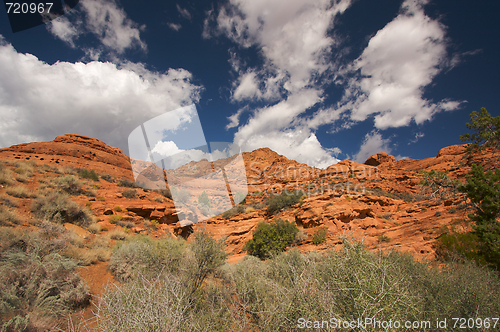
[6,185,35,199]
[100,173,114,183]
[117,220,134,229]
[312,227,327,245]
[31,191,93,226]
[377,234,391,243]
[245,206,255,213]
[226,239,500,331]
[41,175,88,196]
[244,219,299,260]
[95,233,500,332]
[0,205,23,226]
[294,229,308,243]
[221,205,244,219]
[107,228,129,241]
[117,178,138,188]
[109,235,185,281]
[0,193,18,207]
[0,228,90,330]
[77,168,99,181]
[266,190,304,215]
[88,222,102,234]
[114,206,122,212]
[95,273,192,332]
[121,189,137,199]
[0,167,14,186]
[153,196,163,203]
[108,215,123,224]
[14,172,29,183]
[61,166,77,175]
[185,229,227,293]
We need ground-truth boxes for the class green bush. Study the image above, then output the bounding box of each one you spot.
[312,227,327,245]
[31,191,93,226]
[108,214,123,224]
[436,227,486,265]
[77,168,99,181]
[244,219,299,259]
[266,190,304,215]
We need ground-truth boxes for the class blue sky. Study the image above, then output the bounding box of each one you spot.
[0,0,499,168]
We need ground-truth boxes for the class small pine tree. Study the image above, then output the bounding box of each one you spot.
[460,107,500,151]
[458,164,500,269]
[458,107,500,269]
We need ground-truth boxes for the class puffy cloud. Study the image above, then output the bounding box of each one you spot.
[47,0,146,55]
[233,89,339,168]
[0,39,202,154]
[238,129,340,169]
[151,140,185,157]
[232,71,261,101]
[341,0,464,129]
[207,0,350,167]
[46,16,80,47]
[213,0,352,97]
[353,131,392,164]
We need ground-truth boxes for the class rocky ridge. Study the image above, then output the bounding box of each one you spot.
[1,134,498,266]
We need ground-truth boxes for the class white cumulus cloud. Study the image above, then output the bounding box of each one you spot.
[0,39,202,154]
[340,0,464,129]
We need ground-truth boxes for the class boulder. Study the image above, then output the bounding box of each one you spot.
[364,152,395,166]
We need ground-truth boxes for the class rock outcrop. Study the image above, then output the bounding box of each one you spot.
[364,152,396,166]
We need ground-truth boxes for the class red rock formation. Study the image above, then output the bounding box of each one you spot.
[364,152,396,166]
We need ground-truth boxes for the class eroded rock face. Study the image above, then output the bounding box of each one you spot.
[0,133,134,180]
[437,145,467,157]
[364,152,396,166]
